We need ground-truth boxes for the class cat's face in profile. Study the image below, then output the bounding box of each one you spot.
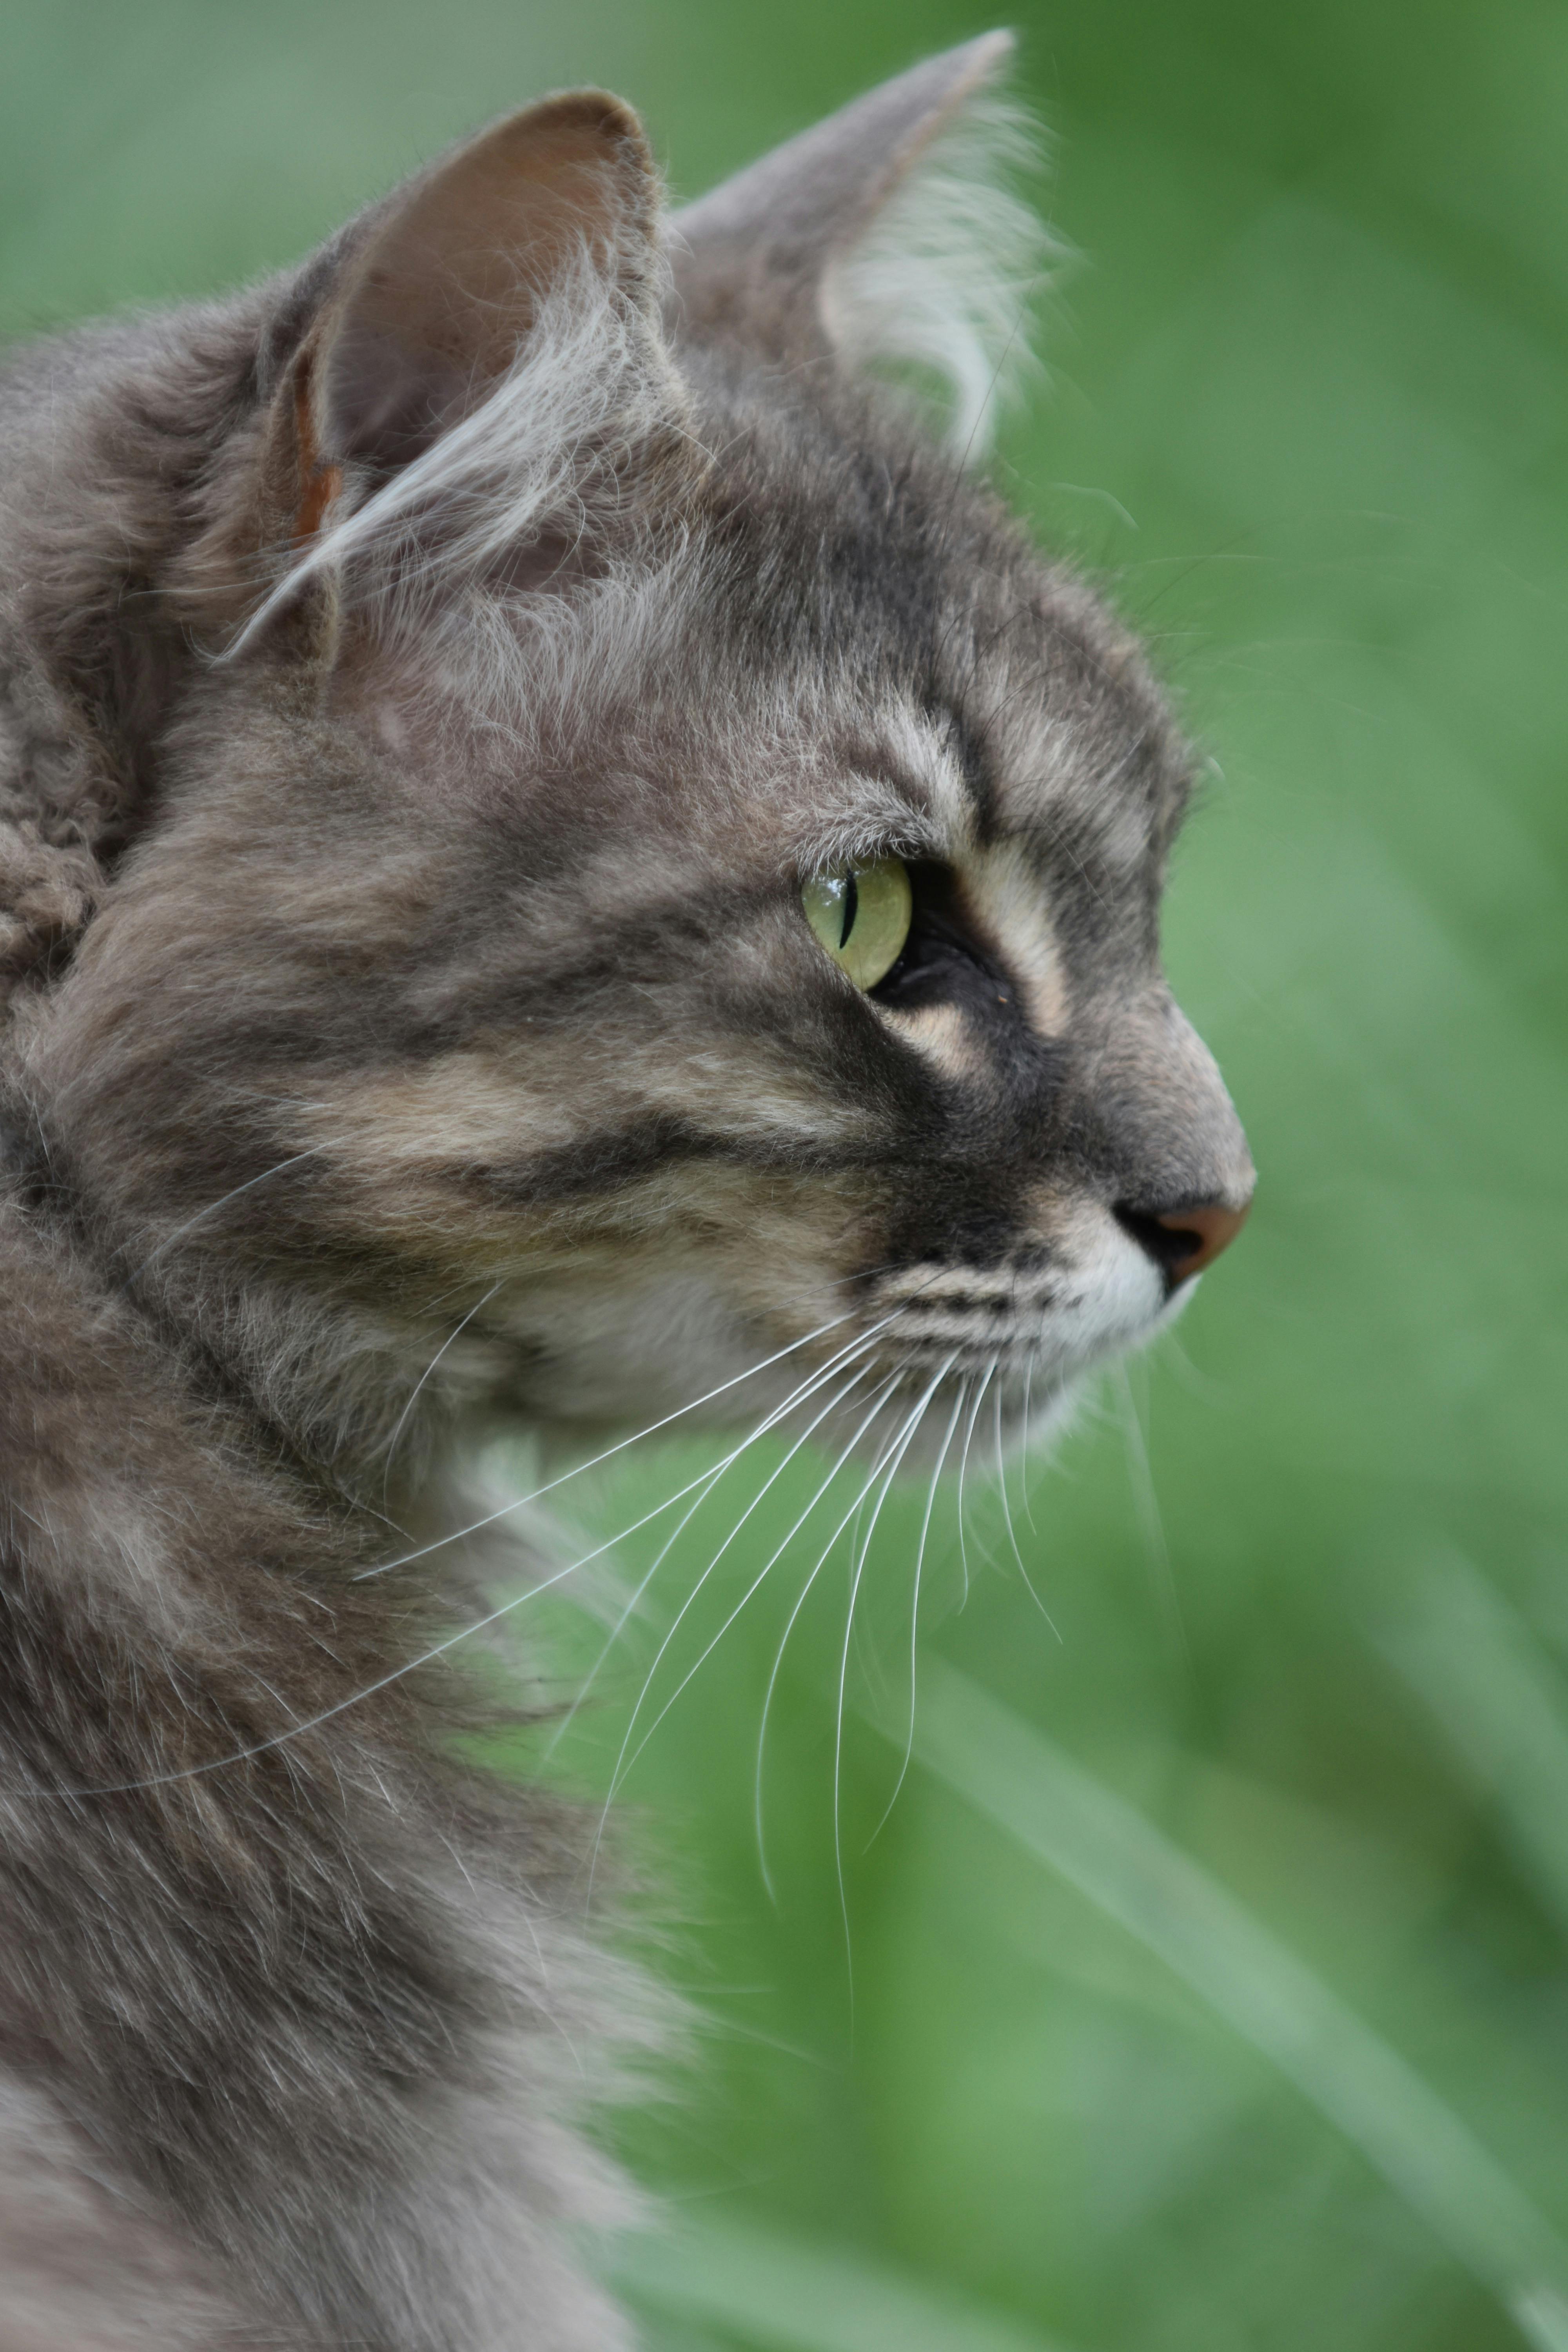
[30,46,1252,1469]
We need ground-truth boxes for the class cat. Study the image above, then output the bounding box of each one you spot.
[0,31,1253,2352]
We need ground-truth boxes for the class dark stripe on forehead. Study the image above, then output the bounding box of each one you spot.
[928,695,996,843]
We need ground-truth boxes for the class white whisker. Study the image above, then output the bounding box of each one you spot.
[380,1282,502,1510]
[352,1304,868,1581]
[40,1303,938,1802]
[867,1377,967,1847]
[579,1355,884,1828]
[993,1374,1058,1634]
[592,1362,911,1903]
[118,1149,324,1289]
[751,1371,916,1903]
[1116,1362,1186,1659]
[44,1469,754,1804]
[576,1283,952,1844]
[41,1287,964,1804]
[831,1359,953,2007]
[544,1327,888,1764]
[954,1363,995,1606]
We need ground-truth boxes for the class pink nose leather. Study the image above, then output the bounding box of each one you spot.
[1154,1200,1251,1283]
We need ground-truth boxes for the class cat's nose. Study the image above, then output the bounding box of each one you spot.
[1117,1196,1252,1288]
[1085,988,1255,1289]
[1153,1200,1250,1282]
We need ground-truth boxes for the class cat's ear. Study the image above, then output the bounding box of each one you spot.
[219,91,682,655]
[672,33,1052,455]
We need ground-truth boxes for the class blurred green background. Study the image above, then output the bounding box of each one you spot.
[7,4,1566,2348]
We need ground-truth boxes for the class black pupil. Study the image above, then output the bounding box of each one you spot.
[839,871,858,950]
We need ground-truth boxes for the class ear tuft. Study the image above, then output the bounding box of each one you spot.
[821,85,1060,456]
[672,33,1060,457]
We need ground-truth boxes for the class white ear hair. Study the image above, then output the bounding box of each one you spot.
[820,90,1062,460]
[230,258,679,655]
[671,35,1062,456]
[223,89,681,659]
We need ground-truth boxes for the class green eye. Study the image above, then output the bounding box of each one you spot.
[800,857,913,992]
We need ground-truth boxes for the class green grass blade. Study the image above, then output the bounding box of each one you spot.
[1372,1548,1568,1944]
[898,1660,1568,2352]
[611,2210,1083,2352]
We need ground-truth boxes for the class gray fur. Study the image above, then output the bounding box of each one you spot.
[0,38,1252,2350]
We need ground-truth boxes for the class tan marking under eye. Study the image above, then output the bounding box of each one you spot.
[888,1002,983,1079]
[957,843,1067,1033]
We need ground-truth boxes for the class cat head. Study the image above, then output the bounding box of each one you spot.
[18,36,1253,1471]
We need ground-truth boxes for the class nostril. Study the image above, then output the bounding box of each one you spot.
[1115,1198,1251,1289]
[1114,1207,1194,1287]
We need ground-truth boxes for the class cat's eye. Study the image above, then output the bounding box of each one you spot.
[800,857,913,992]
